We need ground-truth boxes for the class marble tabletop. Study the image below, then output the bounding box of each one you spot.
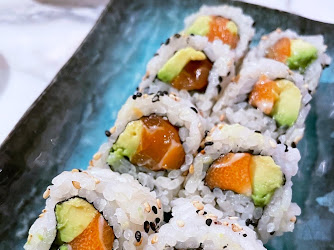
[0,0,333,145]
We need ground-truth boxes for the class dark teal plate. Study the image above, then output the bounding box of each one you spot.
[0,0,333,249]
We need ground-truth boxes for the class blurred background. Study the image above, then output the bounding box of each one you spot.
[0,0,334,145]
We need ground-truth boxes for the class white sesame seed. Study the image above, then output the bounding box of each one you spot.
[177,220,185,227]
[144,202,151,213]
[110,126,116,134]
[43,188,50,199]
[151,235,158,244]
[232,223,243,232]
[72,181,81,189]
[189,164,194,174]
[93,152,102,161]
[290,216,297,222]
[192,201,204,210]
[71,169,79,173]
[157,199,162,209]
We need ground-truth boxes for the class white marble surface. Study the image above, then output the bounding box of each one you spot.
[0,0,333,145]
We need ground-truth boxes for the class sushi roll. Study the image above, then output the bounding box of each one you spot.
[139,34,235,116]
[184,124,301,242]
[146,197,265,249]
[244,28,331,93]
[91,93,206,211]
[212,58,310,146]
[183,5,255,61]
[24,168,163,250]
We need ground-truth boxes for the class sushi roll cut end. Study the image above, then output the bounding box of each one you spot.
[108,114,185,171]
[266,37,318,71]
[185,15,240,49]
[249,75,302,126]
[205,153,283,207]
[157,47,212,91]
[54,197,114,249]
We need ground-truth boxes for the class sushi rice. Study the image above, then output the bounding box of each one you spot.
[184,4,255,61]
[244,29,331,93]
[91,93,206,212]
[184,124,301,242]
[139,34,235,116]
[24,168,163,250]
[146,197,265,250]
[212,58,311,146]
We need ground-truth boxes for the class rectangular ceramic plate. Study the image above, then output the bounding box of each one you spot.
[0,0,333,249]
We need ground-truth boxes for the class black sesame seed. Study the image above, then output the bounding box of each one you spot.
[291,142,297,148]
[150,222,156,231]
[204,141,214,146]
[243,234,247,237]
[282,174,286,186]
[190,33,194,36]
[174,33,181,38]
[163,91,168,95]
[136,87,139,91]
[203,211,207,215]
[308,89,312,94]
[144,221,150,233]
[152,94,160,103]
[136,92,142,97]
[191,107,198,113]
[164,212,172,223]
[135,231,141,242]
[219,76,223,82]
[132,94,137,100]
[277,139,281,144]
[78,169,82,172]
[154,53,159,57]
[227,71,231,77]
[223,246,227,249]
[254,130,261,133]
[206,218,212,226]
[152,206,158,214]
[196,209,200,214]
[105,130,111,137]
[270,231,275,235]
[284,144,288,152]
[217,85,222,94]
[204,130,209,137]
[165,38,170,45]
[155,217,161,224]
[245,219,251,226]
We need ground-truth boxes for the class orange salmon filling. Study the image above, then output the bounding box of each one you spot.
[69,214,114,250]
[266,37,291,63]
[248,75,280,115]
[205,153,252,196]
[208,16,239,49]
[131,115,186,171]
[171,58,212,91]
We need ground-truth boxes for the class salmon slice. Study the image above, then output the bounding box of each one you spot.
[266,37,291,63]
[205,153,252,196]
[131,115,185,171]
[207,16,239,49]
[171,58,212,91]
[249,75,280,115]
[69,214,114,250]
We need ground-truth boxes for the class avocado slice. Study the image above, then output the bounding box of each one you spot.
[250,156,283,207]
[157,47,206,83]
[107,120,143,166]
[226,20,238,35]
[184,16,211,36]
[55,198,98,243]
[287,39,318,71]
[58,245,70,250]
[271,79,302,127]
